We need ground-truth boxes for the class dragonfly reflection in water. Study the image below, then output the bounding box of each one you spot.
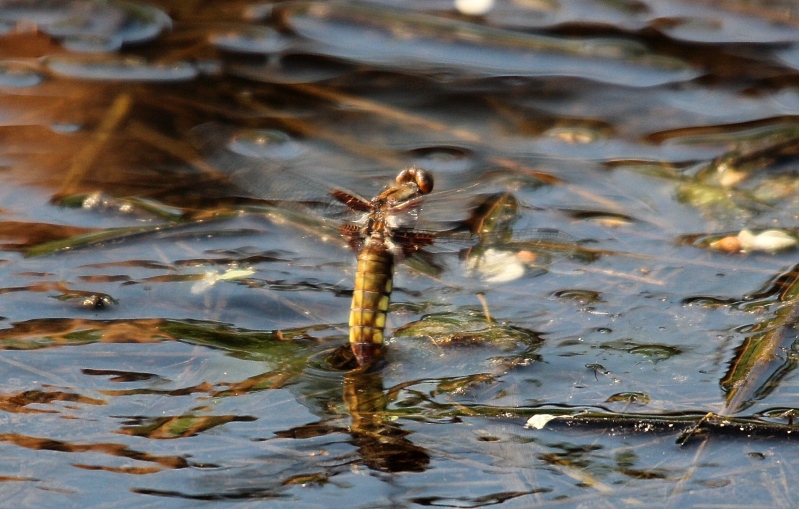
[193,123,576,365]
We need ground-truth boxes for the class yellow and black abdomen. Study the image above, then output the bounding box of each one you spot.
[349,242,394,365]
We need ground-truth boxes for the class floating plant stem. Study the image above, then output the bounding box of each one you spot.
[722,263,799,415]
[57,93,132,199]
[24,218,231,258]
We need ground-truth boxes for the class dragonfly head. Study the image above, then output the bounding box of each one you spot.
[396,166,434,195]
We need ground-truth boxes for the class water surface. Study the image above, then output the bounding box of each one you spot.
[1,0,799,506]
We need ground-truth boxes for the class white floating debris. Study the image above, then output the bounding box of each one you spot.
[737,229,797,253]
[191,272,218,294]
[716,164,746,188]
[525,414,558,430]
[191,268,255,294]
[710,229,798,254]
[468,248,526,283]
[219,268,256,280]
[454,0,495,16]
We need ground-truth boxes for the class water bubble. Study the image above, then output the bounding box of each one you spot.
[228,129,306,160]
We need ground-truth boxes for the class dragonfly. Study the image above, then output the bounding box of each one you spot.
[192,123,576,365]
[333,165,434,365]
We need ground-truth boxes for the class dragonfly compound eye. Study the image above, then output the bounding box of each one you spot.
[396,166,434,195]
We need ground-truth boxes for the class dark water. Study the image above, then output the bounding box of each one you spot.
[2,0,799,506]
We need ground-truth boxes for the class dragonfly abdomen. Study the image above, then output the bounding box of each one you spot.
[350,242,394,365]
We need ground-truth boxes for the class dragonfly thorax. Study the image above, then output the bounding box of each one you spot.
[361,209,394,246]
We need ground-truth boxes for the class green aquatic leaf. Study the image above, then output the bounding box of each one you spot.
[721,263,799,414]
[599,339,682,362]
[0,318,313,358]
[605,392,651,405]
[675,181,770,217]
[55,193,188,221]
[24,216,236,258]
[25,224,177,258]
[395,311,541,348]
[118,414,256,439]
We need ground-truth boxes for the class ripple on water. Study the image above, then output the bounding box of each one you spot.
[60,35,123,53]
[210,26,291,54]
[0,0,171,51]
[228,129,307,160]
[777,45,799,73]
[228,54,355,85]
[645,3,799,44]
[304,346,352,381]
[0,62,44,87]
[45,56,197,82]
[278,1,699,87]
[404,146,476,173]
